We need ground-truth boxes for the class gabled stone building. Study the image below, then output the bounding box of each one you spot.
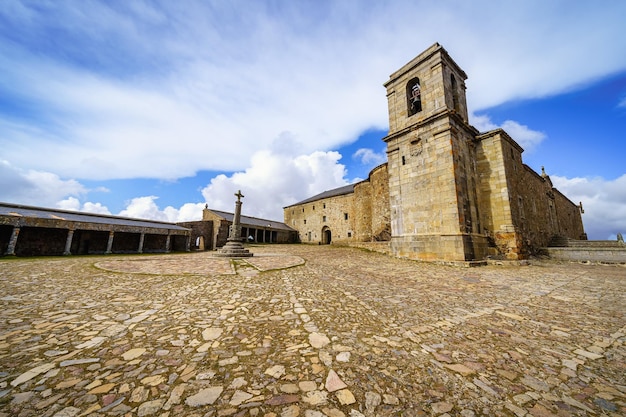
[285,43,585,261]
[180,205,298,251]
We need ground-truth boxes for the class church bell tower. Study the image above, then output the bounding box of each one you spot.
[382,43,486,261]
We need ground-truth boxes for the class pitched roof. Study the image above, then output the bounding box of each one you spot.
[283,184,355,208]
[207,209,296,231]
[0,202,189,231]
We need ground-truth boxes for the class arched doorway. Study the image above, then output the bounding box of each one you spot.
[322,227,332,245]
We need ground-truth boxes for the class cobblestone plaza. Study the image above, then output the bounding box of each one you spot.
[1,245,624,416]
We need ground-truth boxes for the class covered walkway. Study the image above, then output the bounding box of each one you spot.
[0,203,190,257]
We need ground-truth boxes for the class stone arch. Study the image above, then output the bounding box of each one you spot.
[321,226,332,245]
[406,77,422,116]
[451,74,460,113]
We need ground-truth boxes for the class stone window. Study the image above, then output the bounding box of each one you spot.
[407,77,422,116]
[323,216,327,222]
[347,232,352,238]
[451,74,460,113]
[323,203,326,209]
[344,213,348,220]
[304,219,306,224]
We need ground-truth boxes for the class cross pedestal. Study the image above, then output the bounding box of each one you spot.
[216,190,253,258]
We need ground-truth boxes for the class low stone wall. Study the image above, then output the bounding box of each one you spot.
[545,247,626,264]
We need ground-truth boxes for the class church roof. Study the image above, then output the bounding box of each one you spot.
[283,184,355,208]
[0,202,189,231]
[207,209,296,231]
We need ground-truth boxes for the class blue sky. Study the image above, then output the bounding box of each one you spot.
[0,1,625,239]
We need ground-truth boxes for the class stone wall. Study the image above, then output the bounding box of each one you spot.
[178,221,214,251]
[286,193,355,244]
[475,129,585,258]
[284,165,390,245]
[354,164,390,241]
[553,188,586,241]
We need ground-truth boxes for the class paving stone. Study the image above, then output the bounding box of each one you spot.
[137,399,165,416]
[229,390,253,406]
[0,246,623,416]
[265,365,286,379]
[309,333,330,349]
[325,369,347,392]
[122,348,146,360]
[335,389,356,405]
[52,407,81,417]
[185,386,224,406]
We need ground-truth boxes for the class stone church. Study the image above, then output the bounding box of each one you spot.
[284,43,586,261]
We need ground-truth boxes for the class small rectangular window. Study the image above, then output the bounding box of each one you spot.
[323,203,326,209]
[344,213,348,220]
[304,219,306,224]
[347,232,352,238]
[323,216,326,222]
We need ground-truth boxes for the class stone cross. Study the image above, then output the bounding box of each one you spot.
[216,189,253,257]
[231,190,244,240]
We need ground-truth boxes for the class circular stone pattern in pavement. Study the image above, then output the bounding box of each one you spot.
[94,252,304,275]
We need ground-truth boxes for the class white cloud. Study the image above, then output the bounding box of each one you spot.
[471,114,546,152]
[552,174,626,240]
[353,148,386,167]
[1,2,624,180]
[105,148,348,223]
[118,196,169,221]
[56,197,81,211]
[83,202,112,215]
[0,160,87,207]
[618,96,626,108]
[0,1,624,239]
[200,149,348,221]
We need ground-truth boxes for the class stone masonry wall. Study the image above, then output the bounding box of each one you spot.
[284,165,390,245]
[368,164,391,241]
[285,193,355,244]
[476,129,585,258]
[554,188,586,240]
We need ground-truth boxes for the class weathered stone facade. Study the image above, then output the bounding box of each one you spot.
[183,206,298,251]
[285,164,390,245]
[284,43,585,261]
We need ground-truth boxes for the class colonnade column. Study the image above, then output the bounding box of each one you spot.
[165,234,171,253]
[106,231,114,254]
[185,235,191,252]
[63,229,74,255]
[5,226,20,256]
[138,233,145,254]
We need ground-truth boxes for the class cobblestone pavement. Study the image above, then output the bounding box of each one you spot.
[1,245,624,417]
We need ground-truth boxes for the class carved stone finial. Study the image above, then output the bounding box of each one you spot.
[541,166,547,178]
[578,201,584,214]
